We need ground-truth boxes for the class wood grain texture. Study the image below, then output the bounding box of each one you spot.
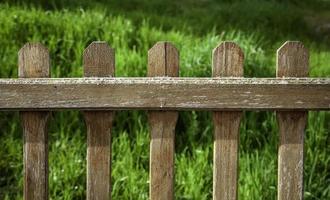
[83,42,115,200]
[19,43,50,200]
[212,42,243,200]
[276,41,308,200]
[83,41,115,77]
[0,78,328,110]
[148,42,179,200]
[148,42,179,77]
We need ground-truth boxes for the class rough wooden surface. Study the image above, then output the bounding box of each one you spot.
[213,42,243,200]
[277,41,308,200]
[148,42,179,200]
[83,42,115,200]
[19,43,50,200]
[0,78,329,110]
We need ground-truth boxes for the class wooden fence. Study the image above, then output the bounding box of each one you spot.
[0,40,329,200]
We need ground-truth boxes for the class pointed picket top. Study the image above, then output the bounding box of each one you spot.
[18,43,50,78]
[276,41,309,200]
[148,41,179,77]
[19,42,50,200]
[276,41,309,77]
[83,41,115,200]
[148,41,179,200]
[83,41,115,77]
[212,41,244,200]
[212,41,244,77]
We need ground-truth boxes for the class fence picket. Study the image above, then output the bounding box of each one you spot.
[83,42,115,200]
[276,41,308,200]
[19,43,50,200]
[148,42,179,200]
[212,42,244,200]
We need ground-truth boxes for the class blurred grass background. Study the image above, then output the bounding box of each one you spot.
[0,0,329,199]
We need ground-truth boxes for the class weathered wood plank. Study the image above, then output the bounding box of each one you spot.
[0,78,328,110]
[19,43,50,200]
[213,42,243,200]
[0,77,329,111]
[83,42,115,200]
[148,42,179,200]
[277,41,308,200]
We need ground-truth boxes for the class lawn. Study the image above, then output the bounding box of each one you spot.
[0,0,329,199]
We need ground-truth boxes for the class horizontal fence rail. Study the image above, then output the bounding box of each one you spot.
[0,40,329,200]
[0,78,329,110]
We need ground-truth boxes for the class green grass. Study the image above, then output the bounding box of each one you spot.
[0,0,329,199]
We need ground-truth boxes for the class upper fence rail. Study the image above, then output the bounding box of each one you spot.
[0,77,329,110]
